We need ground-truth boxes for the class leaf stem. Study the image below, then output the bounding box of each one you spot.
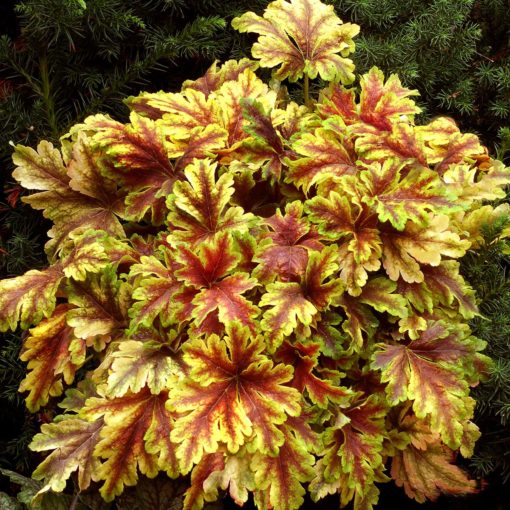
[39,55,59,140]
[303,75,310,108]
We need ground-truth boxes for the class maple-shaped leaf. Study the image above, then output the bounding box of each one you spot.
[381,215,470,283]
[358,67,421,130]
[260,246,344,351]
[170,323,301,472]
[371,322,476,448]
[164,124,227,171]
[318,67,420,131]
[128,255,193,330]
[86,112,179,223]
[305,190,360,241]
[167,158,256,246]
[317,84,358,124]
[232,0,359,83]
[359,160,458,231]
[253,201,322,283]
[19,304,84,412]
[287,128,356,191]
[214,68,277,149]
[276,340,351,407]
[391,418,477,503]
[252,420,317,510]
[175,234,259,331]
[12,137,125,255]
[311,396,387,504]
[30,416,103,493]
[0,263,64,332]
[66,266,131,346]
[103,327,184,397]
[421,262,478,319]
[83,388,178,500]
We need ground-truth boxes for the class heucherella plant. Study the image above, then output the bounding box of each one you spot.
[1,0,509,508]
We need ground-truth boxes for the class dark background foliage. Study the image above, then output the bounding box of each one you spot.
[0,0,509,507]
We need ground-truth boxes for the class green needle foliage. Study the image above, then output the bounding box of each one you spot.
[461,184,510,485]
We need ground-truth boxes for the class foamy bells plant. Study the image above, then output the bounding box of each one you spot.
[1,0,509,508]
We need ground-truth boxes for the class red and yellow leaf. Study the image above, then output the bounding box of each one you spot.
[83,388,178,500]
[175,234,259,331]
[215,68,276,148]
[421,261,478,319]
[371,322,477,448]
[30,416,104,493]
[358,277,408,319]
[381,216,470,283]
[232,0,359,83]
[187,452,256,510]
[252,420,317,510]
[253,201,322,283]
[103,328,184,397]
[319,67,420,131]
[357,67,421,131]
[287,128,356,191]
[260,246,344,351]
[66,266,130,345]
[128,255,192,329]
[359,160,457,231]
[127,88,216,130]
[167,158,256,246]
[12,137,125,254]
[311,397,387,504]
[338,294,378,352]
[434,132,485,174]
[183,58,259,97]
[170,323,301,472]
[19,304,85,412]
[354,122,427,166]
[392,441,477,503]
[0,264,64,332]
[86,112,180,223]
[276,340,352,407]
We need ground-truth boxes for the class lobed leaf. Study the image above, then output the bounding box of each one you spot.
[30,417,104,493]
[232,0,359,83]
[167,159,255,246]
[83,388,178,500]
[372,322,479,448]
[19,304,85,412]
[170,323,301,472]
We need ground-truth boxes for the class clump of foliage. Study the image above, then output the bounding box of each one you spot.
[0,0,266,477]
[1,0,509,508]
